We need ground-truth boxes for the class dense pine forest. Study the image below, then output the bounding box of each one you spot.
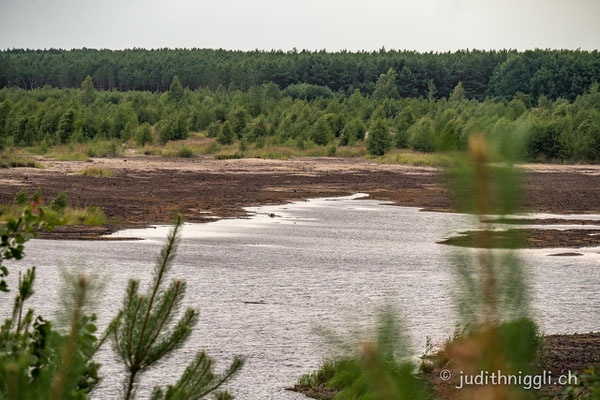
[2,49,600,100]
[1,48,599,162]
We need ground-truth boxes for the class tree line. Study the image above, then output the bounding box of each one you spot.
[1,48,599,101]
[1,73,599,162]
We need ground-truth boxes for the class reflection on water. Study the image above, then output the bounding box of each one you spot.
[2,194,599,399]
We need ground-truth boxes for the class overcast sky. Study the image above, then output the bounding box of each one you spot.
[1,0,599,51]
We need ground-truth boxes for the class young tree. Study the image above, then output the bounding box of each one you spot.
[79,75,96,106]
[206,121,220,138]
[217,121,235,145]
[57,109,75,144]
[373,68,399,100]
[367,119,391,156]
[111,218,243,400]
[427,80,437,103]
[135,122,153,147]
[311,116,334,146]
[449,81,466,102]
[158,112,189,143]
[229,107,249,138]
[408,117,436,153]
[168,76,184,103]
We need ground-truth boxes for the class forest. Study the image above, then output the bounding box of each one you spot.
[0,48,600,162]
[1,48,599,101]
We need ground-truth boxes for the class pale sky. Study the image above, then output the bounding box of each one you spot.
[1,0,599,51]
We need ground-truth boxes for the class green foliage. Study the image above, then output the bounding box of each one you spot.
[562,366,600,399]
[217,121,235,145]
[135,122,153,147]
[111,217,243,399]
[57,109,75,144]
[449,81,466,102]
[49,191,68,213]
[367,119,391,156]
[206,121,220,138]
[168,76,184,103]
[300,310,430,400]
[1,72,599,162]
[0,203,56,292]
[1,209,240,399]
[13,189,28,205]
[373,68,399,100]
[177,146,194,158]
[407,117,436,153]
[159,112,189,143]
[340,118,366,146]
[229,107,249,138]
[86,140,119,157]
[79,75,96,106]
[311,116,334,146]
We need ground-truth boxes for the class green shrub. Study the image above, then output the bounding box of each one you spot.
[49,191,68,213]
[217,121,235,145]
[367,119,391,155]
[327,144,337,156]
[86,140,119,157]
[408,117,436,153]
[134,122,153,146]
[13,189,29,205]
[177,146,194,158]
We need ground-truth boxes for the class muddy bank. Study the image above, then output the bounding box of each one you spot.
[439,228,600,249]
[1,156,600,240]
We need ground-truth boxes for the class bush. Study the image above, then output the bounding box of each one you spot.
[327,144,337,156]
[207,121,220,138]
[158,112,189,143]
[367,119,391,156]
[177,146,194,158]
[311,116,334,146]
[408,117,437,153]
[49,191,68,213]
[86,140,119,157]
[134,122,153,146]
[13,189,29,205]
[217,121,235,145]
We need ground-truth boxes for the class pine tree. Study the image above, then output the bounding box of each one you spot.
[449,81,466,102]
[168,76,184,102]
[79,75,96,106]
[111,217,243,400]
[311,116,334,146]
[57,109,75,144]
[135,123,153,146]
[373,68,399,100]
[217,121,235,145]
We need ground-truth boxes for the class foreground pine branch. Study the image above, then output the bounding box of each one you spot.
[111,216,243,400]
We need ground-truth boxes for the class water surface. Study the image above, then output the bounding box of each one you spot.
[2,194,599,399]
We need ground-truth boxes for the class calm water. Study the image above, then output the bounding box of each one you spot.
[2,194,599,399]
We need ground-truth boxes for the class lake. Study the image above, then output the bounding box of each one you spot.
[2,194,599,399]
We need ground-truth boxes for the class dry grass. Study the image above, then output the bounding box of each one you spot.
[0,153,42,168]
[372,149,457,168]
[79,167,114,177]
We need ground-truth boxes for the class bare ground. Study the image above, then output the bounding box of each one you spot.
[2,155,600,241]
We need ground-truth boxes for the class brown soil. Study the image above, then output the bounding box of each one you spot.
[2,156,600,240]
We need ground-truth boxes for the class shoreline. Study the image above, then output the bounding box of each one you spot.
[2,155,600,242]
